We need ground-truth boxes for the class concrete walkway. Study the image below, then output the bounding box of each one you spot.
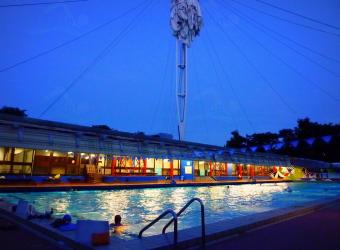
[0,216,62,250]
[203,200,340,250]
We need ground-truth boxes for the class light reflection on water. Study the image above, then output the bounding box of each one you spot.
[1,182,340,238]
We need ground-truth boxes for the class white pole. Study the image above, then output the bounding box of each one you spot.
[176,41,187,141]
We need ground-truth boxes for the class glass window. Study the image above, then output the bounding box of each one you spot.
[230,163,237,175]
[12,165,23,174]
[173,160,180,176]
[163,159,170,169]
[13,148,33,163]
[33,150,51,172]
[242,164,249,176]
[0,147,12,161]
[35,150,51,156]
[80,153,90,164]
[53,151,67,157]
[146,158,155,170]
[0,147,5,161]
[0,165,10,174]
[154,159,163,175]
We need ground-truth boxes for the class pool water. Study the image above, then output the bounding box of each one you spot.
[1,182,340,238]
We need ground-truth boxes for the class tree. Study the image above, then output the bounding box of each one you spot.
[295,117,320,138]
[0,106,27,117]
[225,118,340,162]
[278,129,295,142]
[246,132,279,146]
[226,130,247,148]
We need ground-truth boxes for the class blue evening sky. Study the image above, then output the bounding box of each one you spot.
[1,0,339,146]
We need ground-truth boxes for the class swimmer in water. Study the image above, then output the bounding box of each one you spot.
[110,215,126,234]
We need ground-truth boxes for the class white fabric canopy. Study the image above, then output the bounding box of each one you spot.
[170,0,203,46]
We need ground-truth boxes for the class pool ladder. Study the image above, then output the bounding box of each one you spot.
[138,197,206,247]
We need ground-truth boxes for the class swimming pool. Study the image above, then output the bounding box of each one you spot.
[1,182,340,238]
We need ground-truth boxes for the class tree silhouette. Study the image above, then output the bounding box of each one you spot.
[0,106,27,117]
[225,118,340,162]
[226,130,247,148]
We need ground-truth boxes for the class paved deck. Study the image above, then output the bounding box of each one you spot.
[0,179,290,192]
[203,200,340,250]
[0,216,62,250]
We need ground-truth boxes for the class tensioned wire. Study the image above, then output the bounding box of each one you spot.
[203,3,299,117]
[39,0,157,118]
[224,1,340,78]
[149,37,173,133]
[0,0,151,73]
[167,50,178,138]
[200,29,253,131]
[254,0,340,31]
[215,1,340,104]
[224,1,340,66]
[229,0,340,37]
[191,47,211,141]
[0,0,87,8]
[197,38,241,132]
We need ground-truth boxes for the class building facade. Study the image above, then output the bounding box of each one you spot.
[0,114,300,181]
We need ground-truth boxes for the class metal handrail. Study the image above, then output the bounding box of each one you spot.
[138,209,178,245]
[162,198,205,245]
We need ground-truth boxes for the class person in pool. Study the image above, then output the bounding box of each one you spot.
[110,215,126,234]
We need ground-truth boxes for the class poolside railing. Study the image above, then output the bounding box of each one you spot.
[138,198,206,247]
[138,209,178,246]
[162,197,205,246]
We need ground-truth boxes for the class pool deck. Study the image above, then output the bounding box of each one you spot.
[204,198,340,250]
[0,179,292,192]
[0,216,61,250]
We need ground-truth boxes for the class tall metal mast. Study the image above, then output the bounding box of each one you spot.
[176,41,187,141]
[170,0,202,141]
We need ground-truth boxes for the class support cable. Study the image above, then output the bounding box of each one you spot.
[203,3,298,116]
[225,2,340,78]
[215,1,340,104]
[0,0,150,73]
[191,49,211,141]
[39,0,155,117]
[203,27,254,130]
[200,34,244,131]
[0,0,87,8]
[229,0,340,37]
[150,38,173,133]
[254,0,340,31]
[228,2,340,65]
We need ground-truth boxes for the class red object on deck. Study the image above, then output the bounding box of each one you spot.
[143,158,147,175]
[111,156,116,176]
[238,164,243,179]
[225,162,228,176]
[170,160,174,178]
[250,165,255,178]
